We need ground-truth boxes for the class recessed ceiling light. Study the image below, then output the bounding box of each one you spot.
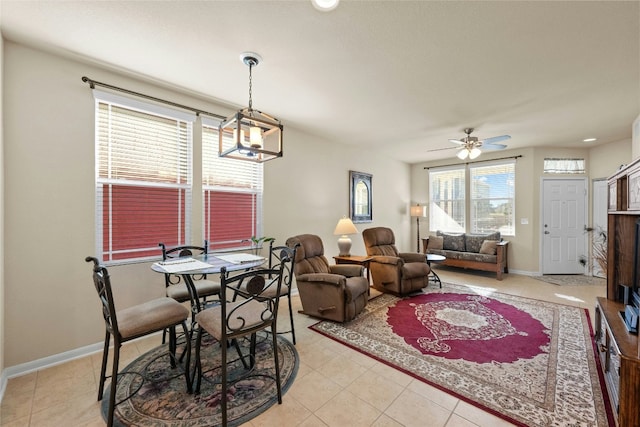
[583,138,597,142]
[312,0,339,11]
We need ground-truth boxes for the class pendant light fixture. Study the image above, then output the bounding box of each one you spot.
[219,52,283,162]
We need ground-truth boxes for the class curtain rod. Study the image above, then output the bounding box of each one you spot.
[81,76,228,120]
[423,154,522,170]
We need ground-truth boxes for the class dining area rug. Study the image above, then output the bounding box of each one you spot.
[103,332,298,426]
[310,283,613,427]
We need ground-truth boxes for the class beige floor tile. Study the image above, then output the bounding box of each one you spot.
[249,395,312,426]
[296,340,342,370]
[0,391,32,426]
[445,413,480,427]
[384,389,452,427]
[3,373,36,396]
[315,354,368,388]
[314,389,381,427]
[297,413,329,427]
[0,415,31,427]
[28,394,101,427]
[346,371,405,412]
[368,360,413,388]
[287,370,342,412]
[453,401,518,427]
[406,379,459,411]
[371,413,405,427]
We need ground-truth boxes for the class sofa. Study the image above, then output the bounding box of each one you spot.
[423,231,509,280]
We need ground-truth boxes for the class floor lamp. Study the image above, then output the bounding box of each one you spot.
[410,204,427,253]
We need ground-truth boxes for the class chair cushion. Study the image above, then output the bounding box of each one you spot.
[479,240,498,255]
[195,299,270,340]
[465,232,500,253]
[439,232,465,251]
[286,234,331,275]
[118,298,189,340]
[166,279,220,302]
[427,236,444,250]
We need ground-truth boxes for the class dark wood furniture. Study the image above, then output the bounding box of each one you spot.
[600,158,640,427]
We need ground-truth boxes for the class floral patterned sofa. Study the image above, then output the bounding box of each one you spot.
[422,231,509,280]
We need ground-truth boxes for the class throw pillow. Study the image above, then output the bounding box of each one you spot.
[441,233,465,251]
[427,236,443,250]
[479,240,498,255]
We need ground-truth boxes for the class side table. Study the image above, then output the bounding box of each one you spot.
[426,254,446,288]
[333,255,372,289]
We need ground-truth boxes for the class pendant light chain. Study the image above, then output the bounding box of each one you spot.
[248,61,253,110]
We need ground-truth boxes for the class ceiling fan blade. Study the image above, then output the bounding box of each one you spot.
[448,138,465,145]
[427,146,457,152]
[481,143,507,151]
[481,135,511,144]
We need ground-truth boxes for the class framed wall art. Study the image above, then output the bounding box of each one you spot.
[349,171,372,223]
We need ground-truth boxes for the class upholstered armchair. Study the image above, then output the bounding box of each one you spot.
[286,234,369,322]
[362,227,431,295]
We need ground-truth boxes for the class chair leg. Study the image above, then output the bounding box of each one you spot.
[221,336,228,427]
[287,295,296,345]
[194,327,204,394]
[180,321,192,393]
[98,331,111,401]
[168,326,177,369]
[271,323,283,404]
[106,342,121,427]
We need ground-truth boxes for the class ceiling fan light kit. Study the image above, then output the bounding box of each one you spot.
[447,127,510,160]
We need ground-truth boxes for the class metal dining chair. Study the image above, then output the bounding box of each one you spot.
[85,257,192,427]
[192,249,293,426]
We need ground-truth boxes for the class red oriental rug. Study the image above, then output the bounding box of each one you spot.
[310,283,613,427]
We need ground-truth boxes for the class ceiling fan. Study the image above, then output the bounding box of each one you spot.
[431,128,511,160]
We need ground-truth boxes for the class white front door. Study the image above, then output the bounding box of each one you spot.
[541,178,587,274]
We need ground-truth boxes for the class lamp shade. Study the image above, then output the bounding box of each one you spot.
[410,205,427,217]
[333,217,358,235]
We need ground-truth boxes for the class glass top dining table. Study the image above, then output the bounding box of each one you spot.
[151,253,266,314]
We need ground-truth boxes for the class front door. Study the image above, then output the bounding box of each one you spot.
[541,178,587,274]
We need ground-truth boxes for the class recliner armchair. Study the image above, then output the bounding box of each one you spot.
[363,227,431,295]
[286,234,369,322]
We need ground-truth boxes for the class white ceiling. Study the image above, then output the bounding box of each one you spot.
[1,0,639,164]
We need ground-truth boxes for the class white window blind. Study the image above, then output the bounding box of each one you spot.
[94,92,194,263]
[429,166,466,232]
[202,123,263,251]
[470,161,515,234]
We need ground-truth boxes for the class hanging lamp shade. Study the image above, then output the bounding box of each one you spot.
[219,53,283,163]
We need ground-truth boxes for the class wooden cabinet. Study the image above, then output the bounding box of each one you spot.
[602,158,640,426]
[595,298,640,426]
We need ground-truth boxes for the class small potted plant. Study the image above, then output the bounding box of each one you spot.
[249,236,275,256]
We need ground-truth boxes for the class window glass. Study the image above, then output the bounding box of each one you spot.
[429,167,466,232]
[543,158,585,174]
[470,162,515,234]
[202,124,263,251]
[95,99,193,262]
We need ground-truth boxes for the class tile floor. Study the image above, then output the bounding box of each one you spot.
[0,267,607,426]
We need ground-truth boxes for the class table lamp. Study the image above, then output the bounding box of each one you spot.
[410,204,428,253]
[333,217,358,256]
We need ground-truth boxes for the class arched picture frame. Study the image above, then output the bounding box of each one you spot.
[350,171,372,223]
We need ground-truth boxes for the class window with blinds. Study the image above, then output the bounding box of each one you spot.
[429,167,466,232]
[95,91,194,262]
[202,123,263,251]
[470,161,515,234]
[428,160,516,235]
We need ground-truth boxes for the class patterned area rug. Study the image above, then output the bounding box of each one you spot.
[311,283,613,427]
[103,332,298,426]
[534,274,606,286]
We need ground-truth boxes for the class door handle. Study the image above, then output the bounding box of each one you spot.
[544,231,550,234]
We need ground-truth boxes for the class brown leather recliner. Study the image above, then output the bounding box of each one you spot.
[362,227,431,295]
[286,234,369,322]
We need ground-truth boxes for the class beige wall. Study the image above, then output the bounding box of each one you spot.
[1,40,410,368]
[412,142,633,274]
[0,29,5,377]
